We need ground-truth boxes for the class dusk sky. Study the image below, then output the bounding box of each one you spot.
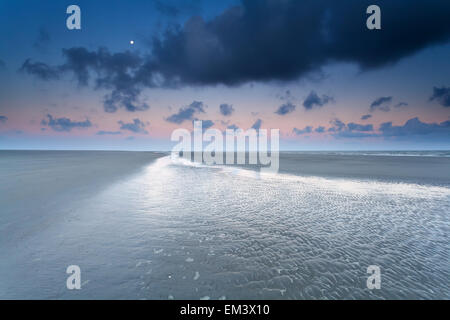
[0,0,449,150]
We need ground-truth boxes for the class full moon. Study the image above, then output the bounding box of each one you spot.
[130,40,134,45]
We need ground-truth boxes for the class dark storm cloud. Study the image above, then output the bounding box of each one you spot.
[166,101,205,124]
[0,115,7,123]
[361,114,372,120]
[219,103,234,116]
[303,91,333,110]
[379,117,450,136]
[61,47,149,113]
[21,48,149,113]
[20,0,450,112]
[144,0,450,86]
[20,59,60,80]
[251,119,262,130]
[118,119,148,134]
[370,96,392,112]
[96,130,122,135]
[429,86,450,107]
[275,102,296,115]
[41,114,92,132]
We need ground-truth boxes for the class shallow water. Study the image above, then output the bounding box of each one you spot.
[1,152,449,299]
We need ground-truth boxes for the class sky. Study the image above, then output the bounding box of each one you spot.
[0,0,449,151]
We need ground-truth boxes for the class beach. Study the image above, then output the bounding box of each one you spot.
[0,151,449,299]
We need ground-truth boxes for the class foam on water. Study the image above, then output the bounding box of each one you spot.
[168,155,450,199]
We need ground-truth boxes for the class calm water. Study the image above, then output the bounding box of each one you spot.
[0,151,449,299]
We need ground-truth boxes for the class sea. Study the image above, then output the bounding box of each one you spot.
[0,150,449,299]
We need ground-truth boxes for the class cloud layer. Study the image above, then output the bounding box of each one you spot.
[293,117,450,140]
[20,0,450,114]
[380,117,450,137]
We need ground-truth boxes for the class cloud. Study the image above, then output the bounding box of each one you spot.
[303,91,333,110]
[219,103,234,116]
[379,117,450,136]
[21,1,450,113]
[328,118,346,132]
[146,0,450,86]
[118,119,148,134]
[328,119,376,138]
[315,126,325,133]
[166,101,205,124]
[0,115,7,123]
[103,91,149,113]
[370,96,392,112]
[395,102,408,108]
[41,114,92,132]
[429,86,450,107]
[64,47,149,113]
[251,119,262,130]
[347,123,373,132]
[21,48,149,113]
[96,130,122,135]
[361,114,372,120]
[275,102,296,115]
[293,117,450,140]
[198,119,214,129]
[293,126,313,135]
[20,59,60,80]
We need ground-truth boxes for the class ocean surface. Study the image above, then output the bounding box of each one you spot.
[0,150,449,299]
